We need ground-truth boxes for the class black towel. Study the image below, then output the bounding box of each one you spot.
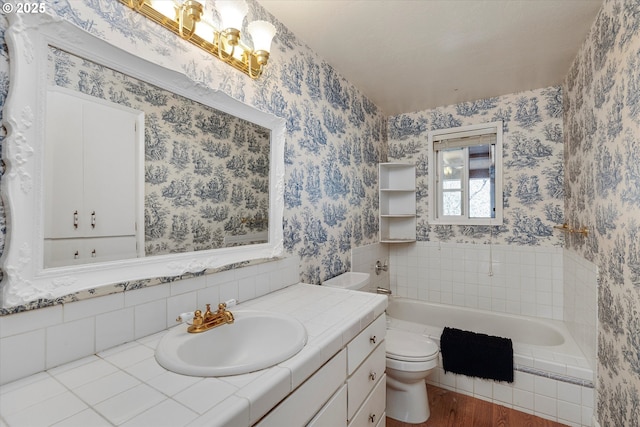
[440,327,514,383]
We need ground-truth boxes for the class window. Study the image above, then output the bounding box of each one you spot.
[428,121,503,225]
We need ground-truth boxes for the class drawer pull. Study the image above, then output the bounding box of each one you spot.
[369,335,377,344]
[369,371,377,381]
[369,414,376,424]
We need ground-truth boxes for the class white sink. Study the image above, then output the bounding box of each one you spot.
[155,310,307,377]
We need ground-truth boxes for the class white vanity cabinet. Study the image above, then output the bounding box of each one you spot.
[44,87,144,267]
[256,314,387,427]
[257,348,348,427]
[346,314,387,427]
[379,163,416,243]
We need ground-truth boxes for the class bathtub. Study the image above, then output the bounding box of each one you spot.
[387,297,569,348]
[385,297,595,425]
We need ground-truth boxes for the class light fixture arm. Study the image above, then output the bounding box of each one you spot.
[126,0,146,11]
[217,30,239,63]
[178,0,203,41]
[119,0,274,80]
[247,50,269,79]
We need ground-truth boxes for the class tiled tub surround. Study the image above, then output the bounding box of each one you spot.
[0,284,387,426]
[387,309,594,427]
[387,242,598,369]
[562,250,597,376]
[383,241,598,426]
[350,243,391,292]
[389,242,564,320]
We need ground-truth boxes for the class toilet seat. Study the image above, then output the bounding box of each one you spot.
[385,329,439,362]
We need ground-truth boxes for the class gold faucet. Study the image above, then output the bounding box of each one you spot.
[187,303,234,333]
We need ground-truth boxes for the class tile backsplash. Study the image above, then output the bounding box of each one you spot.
[0,257,299,385]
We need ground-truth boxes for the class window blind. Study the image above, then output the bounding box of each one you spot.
[433,129,497,150]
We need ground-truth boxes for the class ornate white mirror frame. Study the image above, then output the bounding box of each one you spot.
[0,13,285,308]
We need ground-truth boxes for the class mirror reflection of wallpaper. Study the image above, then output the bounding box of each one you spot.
[47,47,270,256]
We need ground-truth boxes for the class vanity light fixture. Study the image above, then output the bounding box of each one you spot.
[120,0,276,79]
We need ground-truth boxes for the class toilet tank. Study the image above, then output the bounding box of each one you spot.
[322,272,371,292]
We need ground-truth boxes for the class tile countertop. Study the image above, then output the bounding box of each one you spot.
[0,283,388,427]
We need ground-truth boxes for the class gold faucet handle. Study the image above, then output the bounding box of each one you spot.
[219,303,234,324]
[192,310,204,326]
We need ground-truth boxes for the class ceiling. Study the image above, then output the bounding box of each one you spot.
[256,0,604,116]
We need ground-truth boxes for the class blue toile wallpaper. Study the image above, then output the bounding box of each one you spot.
[47,47,271,255]
[1,1,639,423]
[564,0,640,425]
[0,0,385,295]
[387,86,565,247]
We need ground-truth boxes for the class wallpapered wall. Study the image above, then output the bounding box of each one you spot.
[387,86,565,247]
[0,0,386,299]
[3,2,639,424]
[563,0,640,425]
[48,47,271,255]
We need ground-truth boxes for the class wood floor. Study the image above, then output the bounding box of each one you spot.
[386,384,569,427]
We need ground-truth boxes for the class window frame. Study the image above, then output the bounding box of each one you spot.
[428,121,503,226]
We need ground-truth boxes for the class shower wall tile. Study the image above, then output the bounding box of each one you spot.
[351,243,390,292]
[563,250,597,374]
[390,242,563,321]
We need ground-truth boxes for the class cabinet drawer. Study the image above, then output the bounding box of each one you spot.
[348,374,386,427]
[257,349,346,427]
[307,384,347,427]
[347,342,386,421]
[44,236,137,268]
[347,314,386,375]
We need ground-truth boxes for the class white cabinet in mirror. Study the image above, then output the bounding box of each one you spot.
[44,87,145,268]
[0,13,285,309]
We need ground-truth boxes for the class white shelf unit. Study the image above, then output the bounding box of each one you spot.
[379,163,416,243]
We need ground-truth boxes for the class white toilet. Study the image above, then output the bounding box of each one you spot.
[323,272,439,424]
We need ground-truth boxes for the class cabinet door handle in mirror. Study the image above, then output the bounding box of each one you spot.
[73,210,79,229]
[369,414,376,424]
[91,211,96,229]
[369,371,377,381]
[74,251,79,259]
[369,335,377,344]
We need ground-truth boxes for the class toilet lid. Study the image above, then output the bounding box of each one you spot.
[386,329,439,362]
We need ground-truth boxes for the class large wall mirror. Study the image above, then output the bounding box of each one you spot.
[1,13,285,308]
